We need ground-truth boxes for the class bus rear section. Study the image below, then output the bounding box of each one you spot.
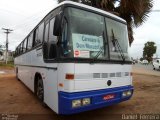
[57,63,133,114]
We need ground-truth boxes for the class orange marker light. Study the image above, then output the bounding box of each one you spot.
[59,83,63,87]
[65,74,74,80]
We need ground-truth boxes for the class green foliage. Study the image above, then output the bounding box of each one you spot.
[58,0,153,45]
[143,41,157,62]
[116,0,153,45]
[140,57,143,61]
[0,61,14,68]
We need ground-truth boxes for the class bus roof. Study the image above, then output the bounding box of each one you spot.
[57,1,126,23]
[16,1,126,49]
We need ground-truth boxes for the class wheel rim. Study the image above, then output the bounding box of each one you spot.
[36,79,44,101]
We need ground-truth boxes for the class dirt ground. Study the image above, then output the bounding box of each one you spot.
[0,66,160,120]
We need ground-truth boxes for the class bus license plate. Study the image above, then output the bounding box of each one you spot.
[103,94,115,100]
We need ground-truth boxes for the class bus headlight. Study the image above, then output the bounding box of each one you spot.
[127,91,132,96]
[82,98,91,106]
[72,99,81,108]
[122,92,127,97]
[122,90,132,97]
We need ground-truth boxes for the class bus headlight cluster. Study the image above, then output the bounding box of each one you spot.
[72,98,91,108]
[122,90,132,97]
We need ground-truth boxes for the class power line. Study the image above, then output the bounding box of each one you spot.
[2,28,13,64]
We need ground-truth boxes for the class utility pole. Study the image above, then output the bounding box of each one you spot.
[2,28,13,64]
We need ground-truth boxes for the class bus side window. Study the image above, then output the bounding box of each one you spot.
[22,42,24,53]
[18,46,20,55]
[17,46,20,55]
[15,48,18,56]
[43,23,49,59]
[48,18,57,59]
[20,43,23,54]
[61,18,68,56]
[16,47,18,55]
[49,18,57,43]
[23,39,27,52]
[27,33,33,50]
[34,22,44,47]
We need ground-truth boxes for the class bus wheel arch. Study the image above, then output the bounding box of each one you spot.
[34,73,44,101]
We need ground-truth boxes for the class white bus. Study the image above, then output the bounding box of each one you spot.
[14,1,133,115]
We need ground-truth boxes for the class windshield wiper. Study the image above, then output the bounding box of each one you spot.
[111,29,125,63]
[90,32,106,63]
[90,46,103,64]
[94,46,104,59]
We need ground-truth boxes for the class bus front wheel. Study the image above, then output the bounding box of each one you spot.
[16,68,20,80]
[36,77,44,102]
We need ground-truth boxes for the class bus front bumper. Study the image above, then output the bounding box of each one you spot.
[58,85,134,115]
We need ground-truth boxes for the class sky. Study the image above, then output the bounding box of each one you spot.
[0,0,160,59]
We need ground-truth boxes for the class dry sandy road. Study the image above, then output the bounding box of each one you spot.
[0,67,160,120]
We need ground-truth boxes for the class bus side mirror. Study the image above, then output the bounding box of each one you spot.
[53,13,63,36]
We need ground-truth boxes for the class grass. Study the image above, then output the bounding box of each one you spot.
[0,61,14,69]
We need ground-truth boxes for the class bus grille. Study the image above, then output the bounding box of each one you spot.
[75,72,130,79]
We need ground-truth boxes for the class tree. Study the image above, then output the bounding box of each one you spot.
[58,0,153,46]
[143,41,156,62]
[117,0,153,45]
[140,57,143,61]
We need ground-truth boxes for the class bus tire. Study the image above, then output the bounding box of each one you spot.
[35,75,47,107]
[36,77,44,101]
[16,67,20,81]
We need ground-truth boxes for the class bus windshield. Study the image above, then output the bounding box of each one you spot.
[62,7,130,61]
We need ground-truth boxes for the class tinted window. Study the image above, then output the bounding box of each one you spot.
[27,33,33,50]
[61,18,68,56]
[48,18,57,59]
[15,48,18,56]
[44,23,49,42]
[18,46,20,55]
[20,43,23,54]
[23,39,27,52]
[43,23,49,59]
[34,22,44,46]
[34,28,39,46]
[49,18,57,43]
[38,22,44,42]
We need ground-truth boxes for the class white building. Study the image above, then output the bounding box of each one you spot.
[0,50,14,61]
